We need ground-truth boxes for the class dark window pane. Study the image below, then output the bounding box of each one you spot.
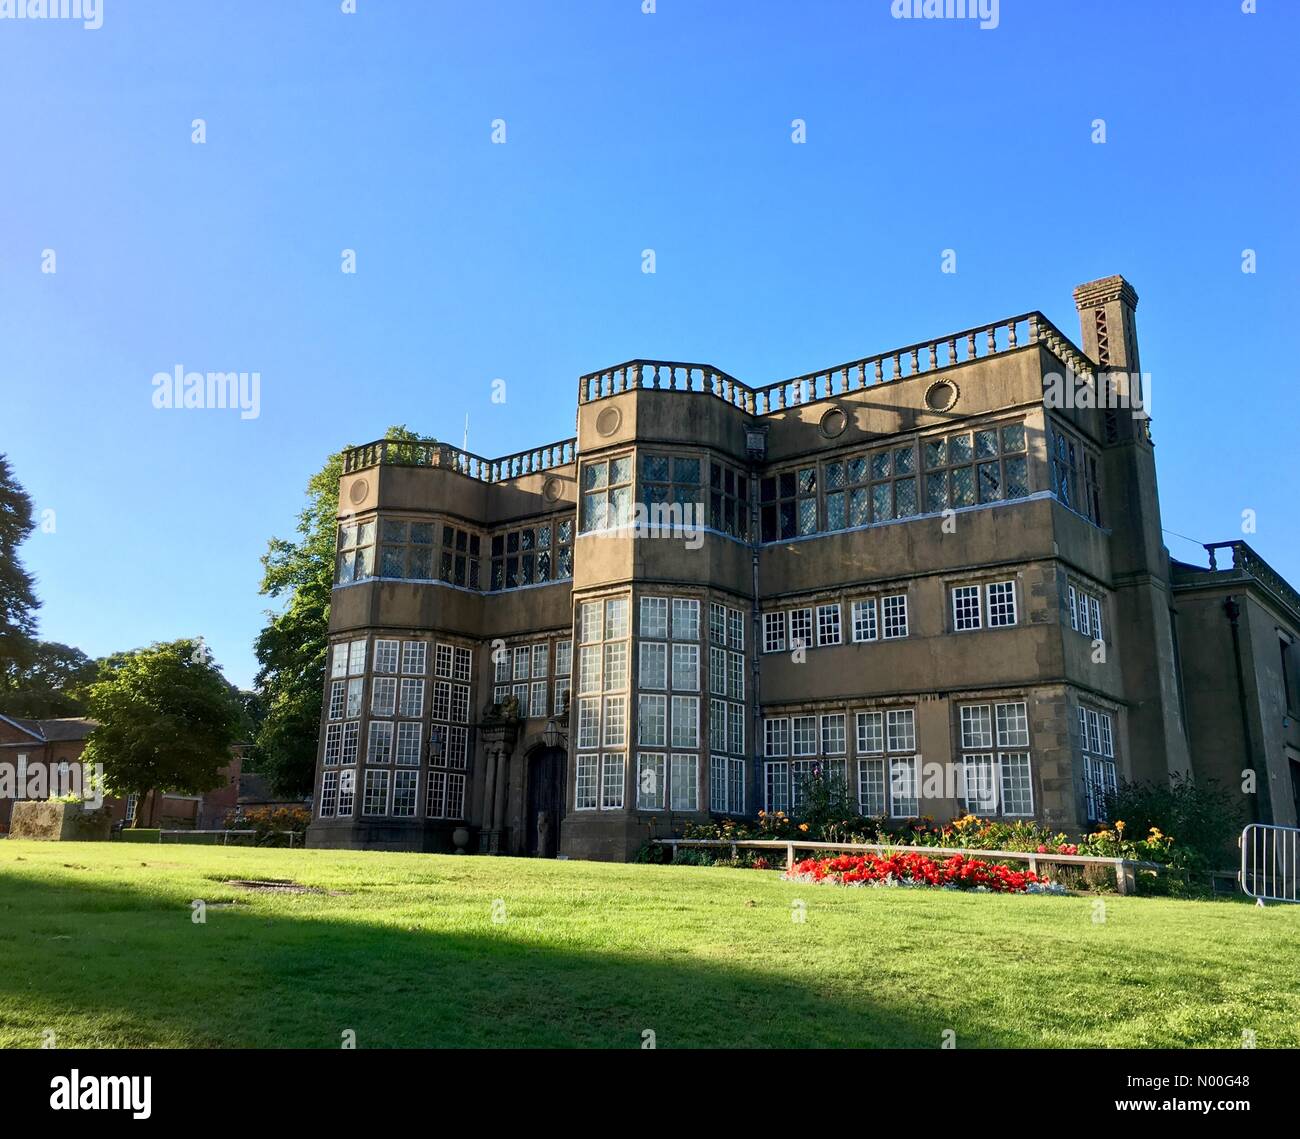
[1005,456,1029,498]
[520,554,532,585]
[760,477,777,503]
[895,477,917,516]
[674,457,700,485]
[872,484,893,520]
[779,472,796,499]
[978,462,1002,501]
[1002,424,1026,453]
[826,491,846,530]
[779,502,796,539]
[641,454,669,482]
[761,505,777,542]
[849,488,869,526]
[491,534,504,556]
[952,466,975,507]
[381,546,405,577]
[410,548,432,578]
[926,474,948,513]
[381,520,407,543]
[520,529,533,551]
[870,452,891,480]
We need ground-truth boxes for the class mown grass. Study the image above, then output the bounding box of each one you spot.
[0,840,1295,1049]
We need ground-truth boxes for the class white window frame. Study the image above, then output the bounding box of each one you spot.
[763,611,786,654]
[882,594,908,639]
[601,753,626,810]
[816,603,842,647]
[670,753,699,811]
[851,599,877,643]
[637,752,666,810]
[986,580,1017,628]
[952,585,982,632]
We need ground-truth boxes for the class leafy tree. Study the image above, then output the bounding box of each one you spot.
[0,454,40,669]
[252,425,425,796]
[0,640,98,718]
[83,639,246,826]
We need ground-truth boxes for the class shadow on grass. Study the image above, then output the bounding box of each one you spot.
[0,863,1025,1049]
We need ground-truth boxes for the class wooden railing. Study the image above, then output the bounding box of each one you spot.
[577,310,1095,414]
[653,837,1160,895]
[342,437,577,482]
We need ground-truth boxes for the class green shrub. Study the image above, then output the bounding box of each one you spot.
[117,828,161,844]
[1102,774,1240,871]
[632,842,670,864]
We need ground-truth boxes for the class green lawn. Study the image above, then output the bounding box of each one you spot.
[1,840,1296,1049]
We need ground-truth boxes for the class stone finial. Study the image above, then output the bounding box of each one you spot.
[1073,275,1139,311]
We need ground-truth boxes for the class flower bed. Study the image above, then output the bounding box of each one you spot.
[783,851,1067,894]
[683,811,1178,867]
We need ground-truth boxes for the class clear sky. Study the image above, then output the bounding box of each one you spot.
[3,0,1297,690]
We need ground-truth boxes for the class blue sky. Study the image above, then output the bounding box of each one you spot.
[3,0,1297,690]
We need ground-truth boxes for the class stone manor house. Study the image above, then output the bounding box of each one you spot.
[306,275,1300,860]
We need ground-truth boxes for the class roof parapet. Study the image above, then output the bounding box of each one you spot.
[577,311,1094,414]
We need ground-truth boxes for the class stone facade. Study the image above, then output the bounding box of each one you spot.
[305,275,1300,861]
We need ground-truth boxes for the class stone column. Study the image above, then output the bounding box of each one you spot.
[481,747,498,830]
[477,719,519,855]
[493,749,509,845]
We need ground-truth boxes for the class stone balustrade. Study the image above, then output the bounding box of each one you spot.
[576,310,1094,414]
[1203,541,1300,620]
[342,437,577,482]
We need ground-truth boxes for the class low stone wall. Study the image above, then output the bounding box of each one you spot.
[8,801,113,841]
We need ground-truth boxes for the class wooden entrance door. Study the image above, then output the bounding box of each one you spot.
[525,747,566,857]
